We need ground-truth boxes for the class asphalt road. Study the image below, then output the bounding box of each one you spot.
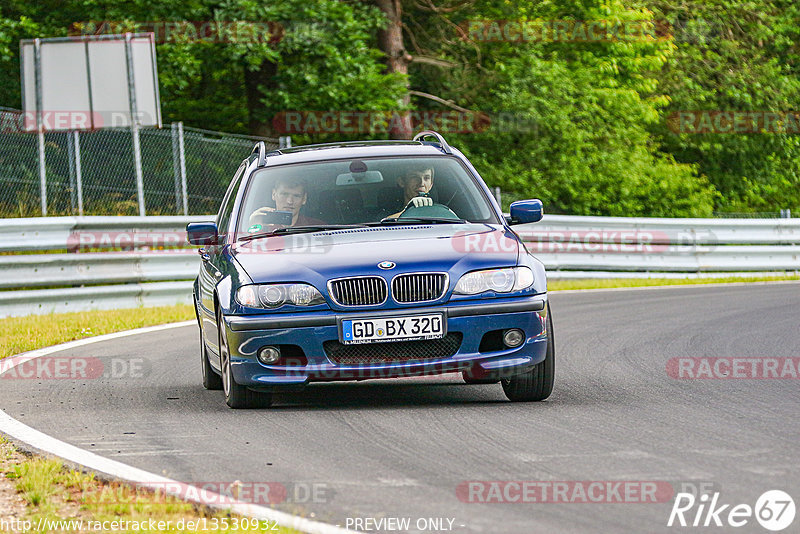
[1,283,799,533]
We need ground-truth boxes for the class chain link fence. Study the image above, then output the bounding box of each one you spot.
[4,109,789,220]
[0,107,281,217]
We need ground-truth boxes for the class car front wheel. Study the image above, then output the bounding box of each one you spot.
[217,307,272,409]
[200,328,223,391]
[195,296,223,391]
[501,302,555,402]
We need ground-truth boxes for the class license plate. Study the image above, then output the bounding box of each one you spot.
[340,313,445,345]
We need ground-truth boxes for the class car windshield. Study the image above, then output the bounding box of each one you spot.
[236,156,499,237]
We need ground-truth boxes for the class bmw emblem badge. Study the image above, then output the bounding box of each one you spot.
[378,261,396,270]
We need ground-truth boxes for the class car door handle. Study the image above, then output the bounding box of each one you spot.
[198,248,222,279]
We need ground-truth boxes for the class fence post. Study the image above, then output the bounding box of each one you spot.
[171,122,188,216]
[124,33,146,216]
[279,135,292,149]
[37,132,47,216]
[130,125,145,216]
[34,38,47,216]
[67,131,77,213]
[171,123,180,213]
[73,131,84,216]
[494,186,501,207]
[780,209,791,219]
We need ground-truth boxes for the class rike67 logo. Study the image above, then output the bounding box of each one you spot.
[668,490,795,531]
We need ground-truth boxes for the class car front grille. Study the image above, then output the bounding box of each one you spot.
[391,273,448,303]
[323,333,463,365]
[328,276,387,306]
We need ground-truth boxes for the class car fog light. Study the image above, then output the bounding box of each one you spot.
[503,329,525,348]
[258,346,281,365]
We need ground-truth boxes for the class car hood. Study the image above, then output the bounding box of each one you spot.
[231,223,520,283]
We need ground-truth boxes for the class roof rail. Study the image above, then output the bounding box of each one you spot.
[413,131,453,154]
[251,141,267,167]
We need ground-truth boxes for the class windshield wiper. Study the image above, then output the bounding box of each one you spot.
[375,217,468,225]
[238,224,368,242]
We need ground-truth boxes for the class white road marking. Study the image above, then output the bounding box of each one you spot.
[0,321,355,534]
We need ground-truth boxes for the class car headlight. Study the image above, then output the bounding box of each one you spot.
[236,283,326,308]
[453,267,534,295]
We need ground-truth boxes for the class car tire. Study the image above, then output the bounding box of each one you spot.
[200,329,223,391]
[501,302,555,402]
[462,371,500,385]
[217,307,273,409]
[195,296,223,391]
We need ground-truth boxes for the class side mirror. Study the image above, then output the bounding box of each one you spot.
[186,222,218,245]
[507,199,543,225]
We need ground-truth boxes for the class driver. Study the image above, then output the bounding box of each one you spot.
[248,177,324,231]
[387,166,435,218]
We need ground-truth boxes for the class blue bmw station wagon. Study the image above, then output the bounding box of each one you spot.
[188,131,554,408]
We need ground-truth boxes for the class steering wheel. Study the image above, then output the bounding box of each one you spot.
[399,203,460,220]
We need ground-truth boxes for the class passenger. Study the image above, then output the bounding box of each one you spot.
[249,177,324,229]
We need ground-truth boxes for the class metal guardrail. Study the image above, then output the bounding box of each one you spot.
[534,246,800,272]
[0,215,207,316]
[0,281,193,317]
[516,215,800,274]
[0,253,199,289]
[0,216,205,252]
[0,215,797,317]
[518,214,800,245]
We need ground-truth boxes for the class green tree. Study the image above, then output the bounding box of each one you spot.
[0,0,407,136]
[651,0,800,213]
[400,0,717,215]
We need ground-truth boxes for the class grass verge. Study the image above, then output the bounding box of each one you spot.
[0,304,194,361]
[0,444,300,532]
[548,274,800,291]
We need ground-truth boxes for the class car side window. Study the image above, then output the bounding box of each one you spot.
[216,163,247,242]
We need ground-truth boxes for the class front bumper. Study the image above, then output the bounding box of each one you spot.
[223,295,548,388]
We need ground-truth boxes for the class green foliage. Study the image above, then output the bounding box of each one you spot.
[412,0,717,215]
[0,13,39,106]
[152,0,407,135]
[0,0,797,216]
[0,0,406,136]
[650,0,800,213]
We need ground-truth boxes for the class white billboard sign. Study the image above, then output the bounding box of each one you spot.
[20,33,161,132]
